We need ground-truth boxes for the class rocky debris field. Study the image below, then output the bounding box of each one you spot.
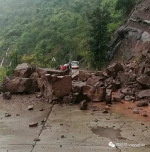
[0,60,150,120]
[0,61,150,151]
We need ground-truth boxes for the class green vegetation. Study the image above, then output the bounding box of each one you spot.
[0,66,6,83]
[115,0,136,15]
[87,7,111,69]
[0,0,137,71]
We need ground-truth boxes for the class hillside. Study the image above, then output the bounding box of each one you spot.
[0,0,140,71]
[112,0,150,63]
[0,0,103,67]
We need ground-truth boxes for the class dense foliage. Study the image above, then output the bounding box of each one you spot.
[115,0,136,15]
[87,8,111,69]
[0,66,6,83]
[0,0,137,71]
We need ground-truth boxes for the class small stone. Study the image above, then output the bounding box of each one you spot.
[133,109,139,114]
[29,122,38,127]
[39,108,44,111]
[3,92,11,100]
[34,138,40,141]
[124,96,131,101]
[94,119,98,122]
[143,113,148,117]
[103,110,108,113]
[28,105,34,110]
[16,114,20,116]
[128,107,133,110]
[112,96,121,102]
[105,106,110,111]
[79,100,88,110]
[5,113,11,117]
[41,118,46,124]
[137,101,149,107]
[36,94,42,98]
[61,135,65,138]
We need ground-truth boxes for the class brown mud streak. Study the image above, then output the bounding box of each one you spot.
[93,101,150,126]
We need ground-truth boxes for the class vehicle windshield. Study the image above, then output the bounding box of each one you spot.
[71,61,79,65]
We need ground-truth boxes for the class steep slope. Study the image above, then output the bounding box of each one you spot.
[112,0,150,62]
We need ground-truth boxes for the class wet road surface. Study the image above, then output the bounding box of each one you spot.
[0,94,150,152]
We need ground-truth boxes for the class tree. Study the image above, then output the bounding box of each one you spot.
[115,0,136,15]
[87,7,111,70]
[0,66,6,83]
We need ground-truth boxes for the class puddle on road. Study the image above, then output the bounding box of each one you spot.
[91,127,123,140]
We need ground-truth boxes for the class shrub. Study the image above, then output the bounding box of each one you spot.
[0,66,6,83]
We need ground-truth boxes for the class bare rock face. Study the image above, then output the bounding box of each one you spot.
[14,63,35,78]
[1,77,38,93]
[83,85,106,102]
[78,70,91,82]
[112,0,150,64]
[37,75,72,99]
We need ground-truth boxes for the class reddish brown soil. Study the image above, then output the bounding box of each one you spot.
[93,101,150,125]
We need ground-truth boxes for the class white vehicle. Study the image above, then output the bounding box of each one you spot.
[71,61,79,69]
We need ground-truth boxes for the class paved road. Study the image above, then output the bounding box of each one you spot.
[0,94,150,152]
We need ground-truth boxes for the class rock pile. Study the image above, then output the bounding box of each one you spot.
[0,63,70,96]
[0,61,150,106]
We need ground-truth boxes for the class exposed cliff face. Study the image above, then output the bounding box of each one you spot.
[112,0,150,62]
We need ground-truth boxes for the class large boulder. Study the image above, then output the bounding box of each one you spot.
[83,85,106,102]
[14,63,35,78]
[138,89,150,98]
[37,68,69,78]
[144,67,150,76]
[30,72,39,79]
[52,76,72,98]
[1,77,38,93]
[118,72,136,84]
[72,81,86,93]
[103,63,124,77]
[78,70,91,82]
[137,75,150,89]
[86,75,100,86]
[37,75,72,99]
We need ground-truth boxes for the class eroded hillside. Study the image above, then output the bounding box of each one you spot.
[112,0,150,62]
